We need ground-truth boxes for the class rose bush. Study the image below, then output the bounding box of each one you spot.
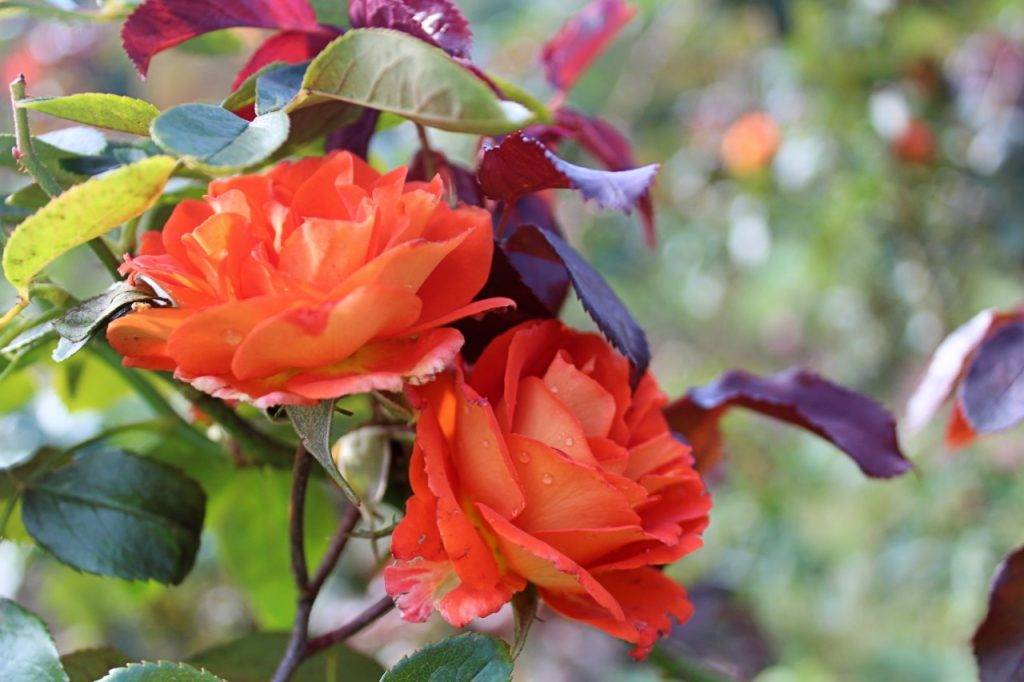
[385,319,711,658]
[107,151,510,406]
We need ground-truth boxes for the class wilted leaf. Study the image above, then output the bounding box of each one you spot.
[960,321,1024,436]
[666,368,912,478]
[973,545,1024,682]
[97,662,224,681]
[53,281,161,361]
[19,94,160,136]
[478,132,658,217]
[519,225,649,385]
[541,0,637,92]
[287,401,360,505]
[302,29,532,134]
[21,449,206,584]
[2,156,176,296]
[0,599,68,682]
[121,0,320,76]
[349,0,473,58]
[151,104,289,171]
[381,633,513,682]
[511,586,538,658]
[62,648,131,682]
[189,631,384,681]
[331,426,391,506]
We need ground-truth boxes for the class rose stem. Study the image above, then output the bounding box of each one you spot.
[9,75,122,280]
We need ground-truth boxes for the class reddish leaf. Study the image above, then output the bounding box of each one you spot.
[349,0,473,57]
[541,0,637,93]
[961,320,1024,435]
[523,224,650,385]
[973,545,1024,682]
[325,108,381,160]
[122,0,320,76]
[538,108,656,246]
[232,27,340,90]
[666,369,912,479]
[478,132,658,218]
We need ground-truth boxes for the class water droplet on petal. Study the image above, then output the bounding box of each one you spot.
[550,385,559,394]
[564,436,574,447]
[417,533,427,545]
[481,439,490,448]
[517,451,530,463]
[541,473,554,485]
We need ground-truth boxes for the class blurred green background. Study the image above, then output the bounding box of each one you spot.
[3,0,1024,680]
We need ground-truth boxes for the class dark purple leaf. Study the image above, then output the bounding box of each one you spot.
[541,0,637,93]
[478,132,658,218]
[232,27,340,90]
[666,368,912,479]
[523,224,649,385]
[325,108,381,160]
[974,545,1024,682]
[961,320,1024,435]
[456,213,569,360]
[349,0,472,58]
[408,149,483,207]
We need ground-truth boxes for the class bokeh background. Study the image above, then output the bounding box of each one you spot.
[3,0,1024,680]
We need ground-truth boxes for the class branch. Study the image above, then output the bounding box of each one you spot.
[9,75,121,280]
[305,597,395,657]
[307,503,360,597]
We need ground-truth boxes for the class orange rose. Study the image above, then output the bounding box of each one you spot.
[721,111,781,176]
[385,320,711,658]
[107,152,510,406]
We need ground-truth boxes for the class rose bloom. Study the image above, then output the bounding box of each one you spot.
[385,320,711,659]
[107,151,509,406]
[720,111,781,176]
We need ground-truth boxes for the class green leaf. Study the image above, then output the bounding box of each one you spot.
[0,598,69,682]
[257,62,308,115]
[381,633,514,682]
[150,104,289,172]
[61,647,131,682]
[2,155,177,296]
[52,281,159,361]
[97,662,224,681]
[0,130,102,189]
[53,351,132,412]
[21,449,206,584]
[489,75,553,125]
[302,29,534,134]
[208,469,335,628]
[188,632,384,681]
[287,401,360,505]
[176,29,244,56]
[19,94,160,136]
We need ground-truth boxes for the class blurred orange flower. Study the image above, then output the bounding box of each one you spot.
[721,111,781,176]
[385,320,711,659]
[892,119,936,165]
[108,151,510,406]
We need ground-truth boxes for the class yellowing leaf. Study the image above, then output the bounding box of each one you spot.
[2,156,176,296]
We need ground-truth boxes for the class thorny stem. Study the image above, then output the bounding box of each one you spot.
[9,75,121,280]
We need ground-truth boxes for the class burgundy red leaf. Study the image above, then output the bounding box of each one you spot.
[122,0,321,76]
[539,108,656,245]
[232,27,340,90]
[478,132,658,219]
[973,545,1024,682]
[325,108,381,160]
[349,0,473,58]
[407,149,483,207]
[541,0,637,93]
[960,320,1024,435]
[666,368,912,479]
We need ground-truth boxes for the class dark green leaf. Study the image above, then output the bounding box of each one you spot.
[19,94,160,136]
[189,632,384,681]
[381,633,514,682]
[61,647,131,682]
[150,104,289,171]
[97,662,224,681]
[287,401,359,505]
[0,598,68,682]
[302,29,533,134]
[53,282,160,361]
[21,449,205,584]
[0,132,92,189]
